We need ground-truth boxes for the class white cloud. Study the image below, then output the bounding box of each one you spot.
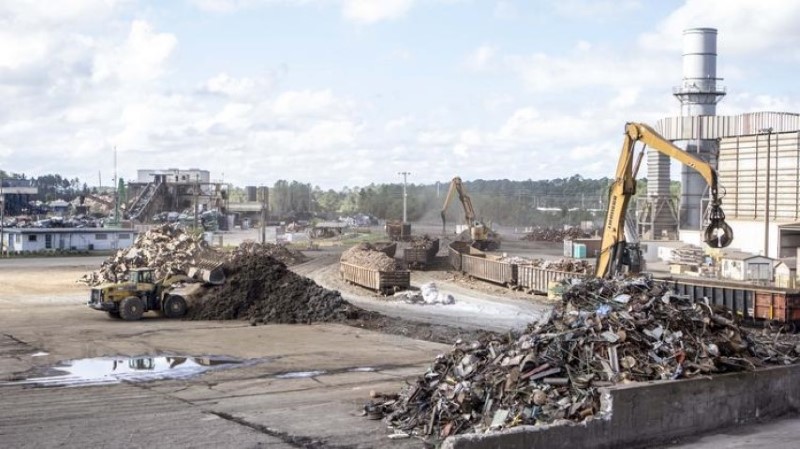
[465,44,497,71]
[341,0,415,23]
[272,89,353,118]
[493,1,517,20]
[203,73,273,98]
[639,0,800,56]
[92,21,177,84]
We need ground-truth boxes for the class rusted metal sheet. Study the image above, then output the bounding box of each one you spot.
[461,253,517,286]
[339,261,410,293]
[518,265,583,295]
[753,292,800,323]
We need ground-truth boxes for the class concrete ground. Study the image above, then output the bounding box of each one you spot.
[1,244,798,449]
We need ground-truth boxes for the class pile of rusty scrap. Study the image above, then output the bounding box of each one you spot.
[79,224,219,285]
[522,227,591,242]
[365,276,799,440]
[230,241,307,266]
[341,242,399,271]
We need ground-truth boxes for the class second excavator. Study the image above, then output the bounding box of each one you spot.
[441,176,500,251]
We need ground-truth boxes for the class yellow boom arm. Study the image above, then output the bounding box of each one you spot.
[441,177,478,234]
[595,122,733,278]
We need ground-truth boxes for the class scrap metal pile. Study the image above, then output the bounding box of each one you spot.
[522,227,592,242]
[494,256,593,274]
[538,258,593,273]
[341,242,399,271]
[366,276,799,439]
[79,224,218,285]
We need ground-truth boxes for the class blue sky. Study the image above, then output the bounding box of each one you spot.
[1,0,799,188]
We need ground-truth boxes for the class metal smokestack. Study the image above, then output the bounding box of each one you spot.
[674,27,726,230]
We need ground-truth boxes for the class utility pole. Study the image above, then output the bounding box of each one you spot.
[193,174,199,231]
[398,171,410,223]
[260,186,268,244]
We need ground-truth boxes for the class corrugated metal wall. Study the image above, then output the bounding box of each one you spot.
[654,113,800,141]
[718,131,800,221]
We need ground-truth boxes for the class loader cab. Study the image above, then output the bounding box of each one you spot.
[130,268,155,285]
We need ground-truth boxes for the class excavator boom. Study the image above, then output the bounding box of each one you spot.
[596,122,733,278]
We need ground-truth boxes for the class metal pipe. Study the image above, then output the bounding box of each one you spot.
[760,127,773,256]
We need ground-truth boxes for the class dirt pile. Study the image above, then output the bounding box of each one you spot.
[340,243,398,271]
[80,224,219,285]
[187,252,354,324]
[230,241,307,266]
[366,276,800,439]
[522,227,592,242]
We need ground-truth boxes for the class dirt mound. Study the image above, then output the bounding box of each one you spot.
[187,252,356,323]
[367,276,800,440]
[230,241,307,266]
[340,243,398,271]
[80,224,219,285]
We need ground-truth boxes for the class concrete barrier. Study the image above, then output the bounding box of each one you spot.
[443,364,800,449]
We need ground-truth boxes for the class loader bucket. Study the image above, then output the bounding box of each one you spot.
[189,257,226,285]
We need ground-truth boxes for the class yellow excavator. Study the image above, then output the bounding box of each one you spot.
[441,176,500,251]
[596,122,733,278]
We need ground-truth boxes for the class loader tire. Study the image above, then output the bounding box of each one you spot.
[163,295,187,319]
[119,296,145,321]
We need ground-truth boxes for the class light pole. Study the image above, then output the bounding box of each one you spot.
[398,171,410,223]
[759,127,773,257]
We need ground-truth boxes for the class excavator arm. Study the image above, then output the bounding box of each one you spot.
[440,177,477,235]
[595,122,733,278]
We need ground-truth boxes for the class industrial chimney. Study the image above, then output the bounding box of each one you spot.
[673,27,726,230]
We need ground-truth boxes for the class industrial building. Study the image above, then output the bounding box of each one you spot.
[126,168,228,224]
[1,228,137,253]
[638,28,800,265]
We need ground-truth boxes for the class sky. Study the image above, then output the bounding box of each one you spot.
[2,0,800,189]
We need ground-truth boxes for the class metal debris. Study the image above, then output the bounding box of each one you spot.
[365,276,800,440]
[521,227,592,242]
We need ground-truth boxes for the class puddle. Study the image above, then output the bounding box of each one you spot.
[1,355,245,387]
[30,352,49,357]
[348,367,377,372]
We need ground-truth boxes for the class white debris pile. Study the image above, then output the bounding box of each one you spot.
[394,282,455,305]
[79,224,220,285]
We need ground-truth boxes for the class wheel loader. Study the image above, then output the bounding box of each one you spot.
[87,263,224,321]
